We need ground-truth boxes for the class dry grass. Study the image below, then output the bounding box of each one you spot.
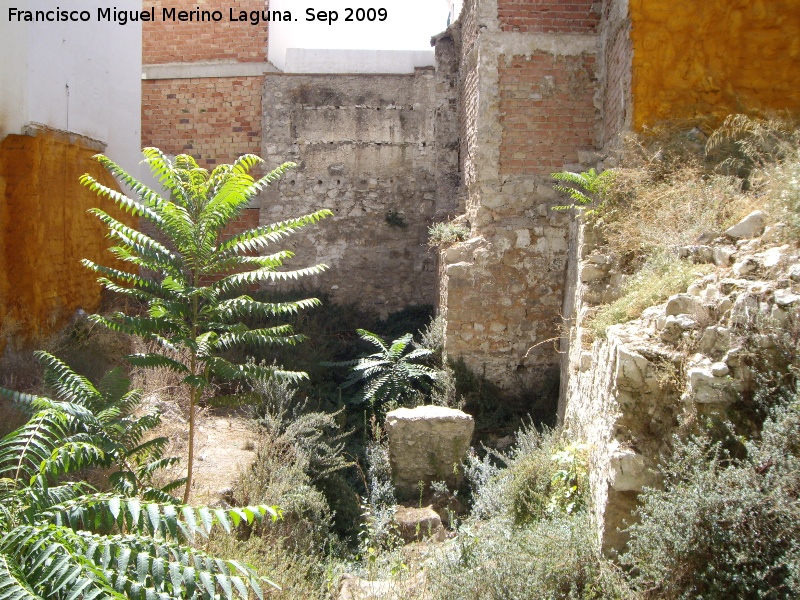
[590,255,714,339]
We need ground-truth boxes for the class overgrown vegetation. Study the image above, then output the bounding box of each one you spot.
[591,253,713,338]
[427,220,470,247]
[81,149,330,502]
[0,355,278,599]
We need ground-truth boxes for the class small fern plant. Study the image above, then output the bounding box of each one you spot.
[332,329,439,412]
[0,358,279,599]
[551,168,614,216]
[80,149,332,503]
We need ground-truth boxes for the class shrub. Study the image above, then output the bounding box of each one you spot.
[0,361,278,599]
[623,397,800,598]
[428,221,470,247]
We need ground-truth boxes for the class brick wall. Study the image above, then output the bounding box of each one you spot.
[599,8,631,148]
[141,76,263,165]
[498,0,599,33]
[499,52,597,175]
[142,0,268,64]
[458,0,480,189]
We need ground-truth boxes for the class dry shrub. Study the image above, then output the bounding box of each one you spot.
[590,254,714,339]
[598,165,754,266]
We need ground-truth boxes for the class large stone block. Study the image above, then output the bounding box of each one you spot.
[385,406,474,500]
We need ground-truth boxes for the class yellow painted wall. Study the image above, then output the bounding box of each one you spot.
[629,0,800,129]
[0,131,130,344]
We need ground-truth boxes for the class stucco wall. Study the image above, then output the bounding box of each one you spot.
[0,131,130,342]
[629,0,800,128]
[259,70,440,313]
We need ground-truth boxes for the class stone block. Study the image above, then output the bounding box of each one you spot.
[394,505,446,542]
[386,406,474,500]
[725,210,766,239]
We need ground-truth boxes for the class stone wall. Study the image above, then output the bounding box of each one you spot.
[562,216,800,552]
[436,0,600,390]
[258,71,442,313]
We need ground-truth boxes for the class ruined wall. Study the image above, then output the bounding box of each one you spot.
[629,0,800,129]
[0,130,130,342]
[437,0,600,390]
[259,71,440,313]
[598,0,632,149]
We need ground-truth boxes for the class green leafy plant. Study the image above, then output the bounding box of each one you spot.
[80,149,332,502]
[427,221,470,247]
[552,168,615,215]
[384,209,407,229]
[0,362,279,599]
[331,329,438,411]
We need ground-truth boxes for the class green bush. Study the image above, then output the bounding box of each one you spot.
[428,221,470,247]
[623,396,800,599]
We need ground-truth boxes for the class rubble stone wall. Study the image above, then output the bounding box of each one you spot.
[258,71,442,313]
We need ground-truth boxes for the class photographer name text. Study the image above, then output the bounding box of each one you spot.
[7,6,389,26]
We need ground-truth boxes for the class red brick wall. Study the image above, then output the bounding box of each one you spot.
[141,76,263,165]
[142,0,269,64]
[498,52,597,175]
[498,0,599,33]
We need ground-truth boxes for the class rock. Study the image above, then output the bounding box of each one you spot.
[581,263,607,282]
[732,256,760,277]
[774,288,800,307]
[725,210,766,239]
[710,362,730,377]
[386,406,474,499]
[394,505,445,543]
[713,245,736,267]
[686,363,740,404]
[789,264,800,282]
[756,245,789,269]
[609,449,658,492]
[730,293,760,326]
[338,573,427,600]
[698,326,732,356]
[665,293,704,317]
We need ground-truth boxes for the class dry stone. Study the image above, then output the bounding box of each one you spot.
[385,406,474,500]
[725,210,766,239]
[394,505,446,543]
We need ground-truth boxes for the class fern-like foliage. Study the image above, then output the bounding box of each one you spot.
[81,149,332,502]
[551,168,615,215]
[0,366,279,599]
[330,329,439,411]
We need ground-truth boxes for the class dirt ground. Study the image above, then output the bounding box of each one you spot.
[152,403,260,505]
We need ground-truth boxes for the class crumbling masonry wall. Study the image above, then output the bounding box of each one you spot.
[258,71,443,313]
[437,0,600,390]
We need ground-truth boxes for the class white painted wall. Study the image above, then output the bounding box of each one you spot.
[0,0,142,176]
[269,0,451,72]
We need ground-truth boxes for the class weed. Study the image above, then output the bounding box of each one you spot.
[428,220,470,247]
[590,253,714,338]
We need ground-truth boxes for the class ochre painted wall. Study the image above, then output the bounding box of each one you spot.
[0,131,129,343]
[630,0,800,129]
